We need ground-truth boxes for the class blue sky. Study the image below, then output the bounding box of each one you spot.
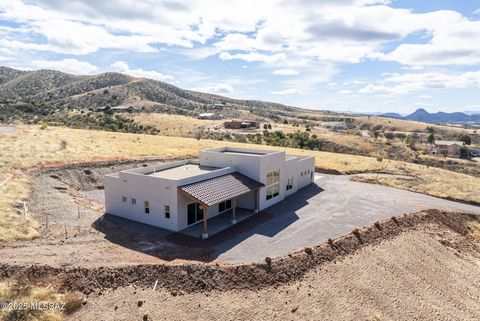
[1,0,480,114]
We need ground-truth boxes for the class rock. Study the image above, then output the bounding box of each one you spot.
[137,300,143,307]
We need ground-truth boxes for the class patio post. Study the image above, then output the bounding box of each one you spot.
[231,198,237,224]
[254,189,260,213]
[202,205,208,239]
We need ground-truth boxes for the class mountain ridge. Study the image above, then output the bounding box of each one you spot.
[0,66,333,120]
[379,108,480,124]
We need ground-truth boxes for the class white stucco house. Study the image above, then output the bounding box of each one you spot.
[104,147,315,238]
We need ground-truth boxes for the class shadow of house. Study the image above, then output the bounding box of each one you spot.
[92,183,324,263]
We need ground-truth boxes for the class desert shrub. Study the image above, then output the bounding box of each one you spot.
[60,139,68,149]
[457,133,472,145]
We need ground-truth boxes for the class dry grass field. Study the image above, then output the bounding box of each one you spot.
[1,125,480,242]
[131,113,221,136]
[0,281,83,321]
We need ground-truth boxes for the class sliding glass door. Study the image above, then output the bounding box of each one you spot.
[187,202,204,225]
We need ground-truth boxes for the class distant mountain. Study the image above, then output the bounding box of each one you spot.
[403,108,480,124]
[379,112,404,119]
[463,110,480,116]
[0,66,332,120]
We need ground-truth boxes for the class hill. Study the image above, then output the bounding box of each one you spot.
[0,66,327,120]
[394,108,480,124]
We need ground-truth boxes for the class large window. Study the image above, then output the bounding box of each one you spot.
[218,199,232,213]
[286,177,293,191]
[266,169,280,200]
[187,203,204,225]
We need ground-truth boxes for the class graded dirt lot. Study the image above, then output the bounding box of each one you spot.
[63,212,479,321]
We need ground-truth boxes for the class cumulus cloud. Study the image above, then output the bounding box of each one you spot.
[337,90,352,95]
[31,58,98,74]
[219,52,287,64]
[359,71,480,94]
[191,83,235,94]
[273,69,299,76]
[1,0,480,69]
[110,61,173,81]
[271,88,304,95]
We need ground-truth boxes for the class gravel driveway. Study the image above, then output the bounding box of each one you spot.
[213,174,480,263]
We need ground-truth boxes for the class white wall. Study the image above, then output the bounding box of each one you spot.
[104,173,178,231]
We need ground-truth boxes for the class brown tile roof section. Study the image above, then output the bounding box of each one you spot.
[178,172,264,207]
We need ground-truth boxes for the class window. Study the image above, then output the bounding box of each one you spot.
[122,196,127,203]
[144,201,149,214]
[286,177,293,191]
[218,199,232,213]
[266,169,280,200]
[187,203,204,225]
[131,198,136,205]
[311,172,314,180]
[164,205,170,219]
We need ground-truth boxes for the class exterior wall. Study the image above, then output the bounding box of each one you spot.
[104,173,178,231]
[223,120,259,129]
[296,157,316,188]
[236,191,256,210]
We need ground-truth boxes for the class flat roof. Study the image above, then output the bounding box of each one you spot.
[207,147,278,156]
[146,164,221,179]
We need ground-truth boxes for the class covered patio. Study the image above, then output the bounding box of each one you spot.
[178,172,264,239]
[179,208,257,238]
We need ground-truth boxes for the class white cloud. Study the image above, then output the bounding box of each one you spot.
[31,58,98,74]
[419,95,432,99]
[219,52,287,64]
[359,71,480,94]
[337,90,352,95]
[271,88,304,95]
[273,69,299,76]
[473,8,480,15]
[1,0,480,69]
[110,61,173,82]
[191,83,235,94]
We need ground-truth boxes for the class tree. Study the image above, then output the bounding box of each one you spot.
[459,146,469,159]
[456,133,472,145]
[427,133,435,144]
[263,123,268,130]
[267,123,272,129]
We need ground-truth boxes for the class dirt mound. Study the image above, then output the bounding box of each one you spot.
[2,210,478,295]
[35,157,188,190]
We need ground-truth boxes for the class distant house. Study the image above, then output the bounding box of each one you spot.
[111,106,136,113]
[320,121,347,131]
[429,140,466,157]
[224,119,260,129]
[98,105,136,113]
[198,112,222,120]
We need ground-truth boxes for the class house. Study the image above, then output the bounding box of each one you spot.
[111,105,136,113]
[320,121,347,131]
[224,119,260,129]
[104,147,315,238]
[98,105,136,113]
[429,140,466,157]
